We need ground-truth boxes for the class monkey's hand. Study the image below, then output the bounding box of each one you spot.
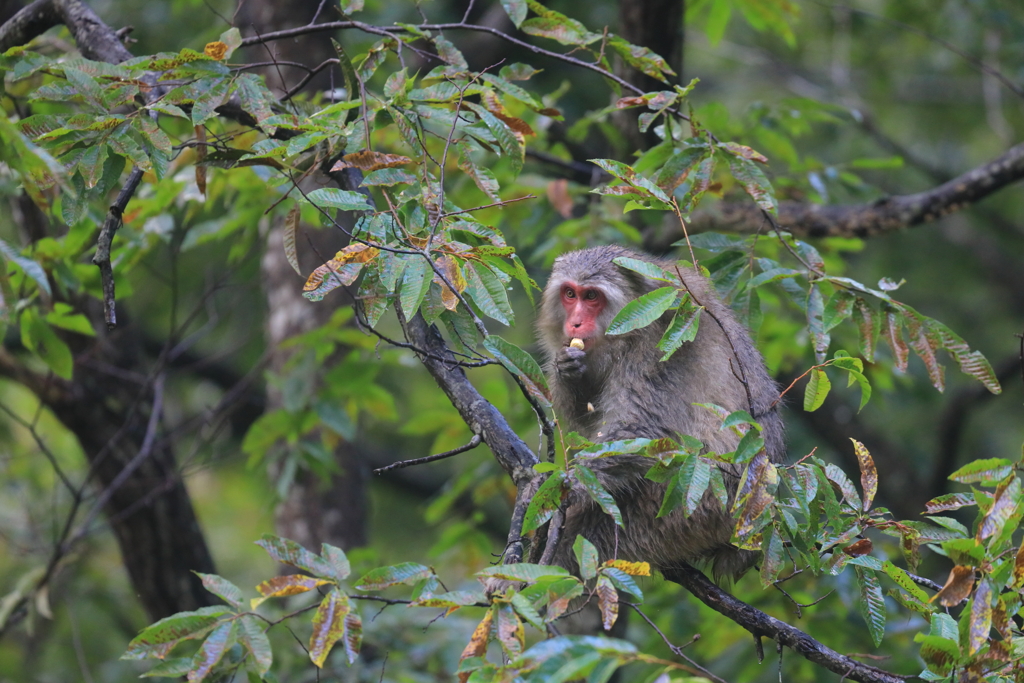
[555,345,587,380]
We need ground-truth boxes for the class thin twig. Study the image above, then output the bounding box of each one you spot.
[373,434,482,473]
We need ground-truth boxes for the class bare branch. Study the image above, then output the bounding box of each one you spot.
[373,434,482,473]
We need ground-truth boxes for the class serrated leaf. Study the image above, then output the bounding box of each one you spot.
[927,319,1001,394]
[237,616,271,676]
[854,298,878,362]
[483,335,551,406]
[612,256,673,281]
[255,535,334,576]
[477,563,570,583]
[399,257,432,317]
[924,493,975,514]
[728,155,777,214]
[464,262,514,325]
[882,561,930,603]
[803,368,830,412]
[656,305,701,360]
[948,458,1013,485]
[574,465,623,527]
[309,589,350,668]
[606,286,677,335]
[283,205,301,275]
[196,573,244,609]
[967,577,992,655]
[306,188,373,212]
[496,603,524,656]
[855,567,885,647]
[573,536,599,581]
[122,607,231,660]
[188,619,236,682]
[521,470,567,534]
[355,563,433,590]
[595,574,618,630]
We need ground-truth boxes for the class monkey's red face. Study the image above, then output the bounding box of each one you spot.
[560,281,606,344]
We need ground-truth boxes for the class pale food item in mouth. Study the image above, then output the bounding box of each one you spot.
[569,338,585,350]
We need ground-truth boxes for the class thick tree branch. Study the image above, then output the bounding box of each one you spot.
[662,564,908,683]
[0,0,131,61]
[650,141,1024,246]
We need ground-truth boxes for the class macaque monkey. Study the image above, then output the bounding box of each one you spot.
[538,245,785,580]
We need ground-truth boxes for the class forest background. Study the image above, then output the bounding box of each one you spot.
[0,0,1023,681]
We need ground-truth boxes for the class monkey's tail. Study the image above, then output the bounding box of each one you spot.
[708,546,759,584]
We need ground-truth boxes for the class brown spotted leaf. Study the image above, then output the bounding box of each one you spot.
[434,255,465,311]
[925,492,975,514]
[251,575,332,608]
[595,573,619,631]
[967,577,992,655]
[187,620,236,682]
[331,150,412,172]
[495,603,524,657]
[881,305,909,372]
[458,608,493,683]
[932,565,975,607]
[906,314,945,391]
[854,298,878,362]
[851,439,877,512]
[976,475,1020,542]
[720,141,769,163]
[203,41,228,60]
[309,589,350,668]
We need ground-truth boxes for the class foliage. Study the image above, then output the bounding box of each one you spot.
[0,0,1022,681]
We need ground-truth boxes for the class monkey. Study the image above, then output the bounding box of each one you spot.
[537,245,785,581]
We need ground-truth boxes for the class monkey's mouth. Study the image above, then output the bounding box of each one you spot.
[567,337,587,350]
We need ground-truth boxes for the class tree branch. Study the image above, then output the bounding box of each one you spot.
[649,141,1024,246]
[662,564,909,683]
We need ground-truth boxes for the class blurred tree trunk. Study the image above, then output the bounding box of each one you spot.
[615,0,684,151]
[242,0,369,551]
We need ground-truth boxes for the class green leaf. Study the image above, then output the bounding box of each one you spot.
[255,535,334,577]
[606,286,677,335]
[195,573,244,609]
[355,563,433,590]
[948,458,1013,485]
[237,615,272,676]
[574,465,623,527]
[464,262,514,325]
[477,563,570,583]
[399,256,432,318]
[188,619,237,682]
[20,308,73,379]
[656,304,700,360]
[0,239,51,297]
[612,256,673,281]
[122,607,231,660]
[309,589,350,667]
[881,561,930,603]
[306,188,373,212]
[522,470,567,533]
[803,368,830,412]
[728,155,777,214]
[483,335,551,406]
[855,567,885,647]
[573,536,599,580]
[500,0,528,27]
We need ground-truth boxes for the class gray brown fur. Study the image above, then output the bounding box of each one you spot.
[538,245,785,580]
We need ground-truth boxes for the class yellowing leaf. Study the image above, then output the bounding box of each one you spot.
[433,255,465,311]
[595,574,618,630]
[851,438,877,512]
[250,575,332,608]
[283,205,301,275]
[309,590,350,668]
[331,150,412,172]
[457,608,494,683]
[602,560,651,576]
[203,41,228,60]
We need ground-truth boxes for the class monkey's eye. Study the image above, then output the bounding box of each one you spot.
[583,290,598,300]
[564,287,576,299]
